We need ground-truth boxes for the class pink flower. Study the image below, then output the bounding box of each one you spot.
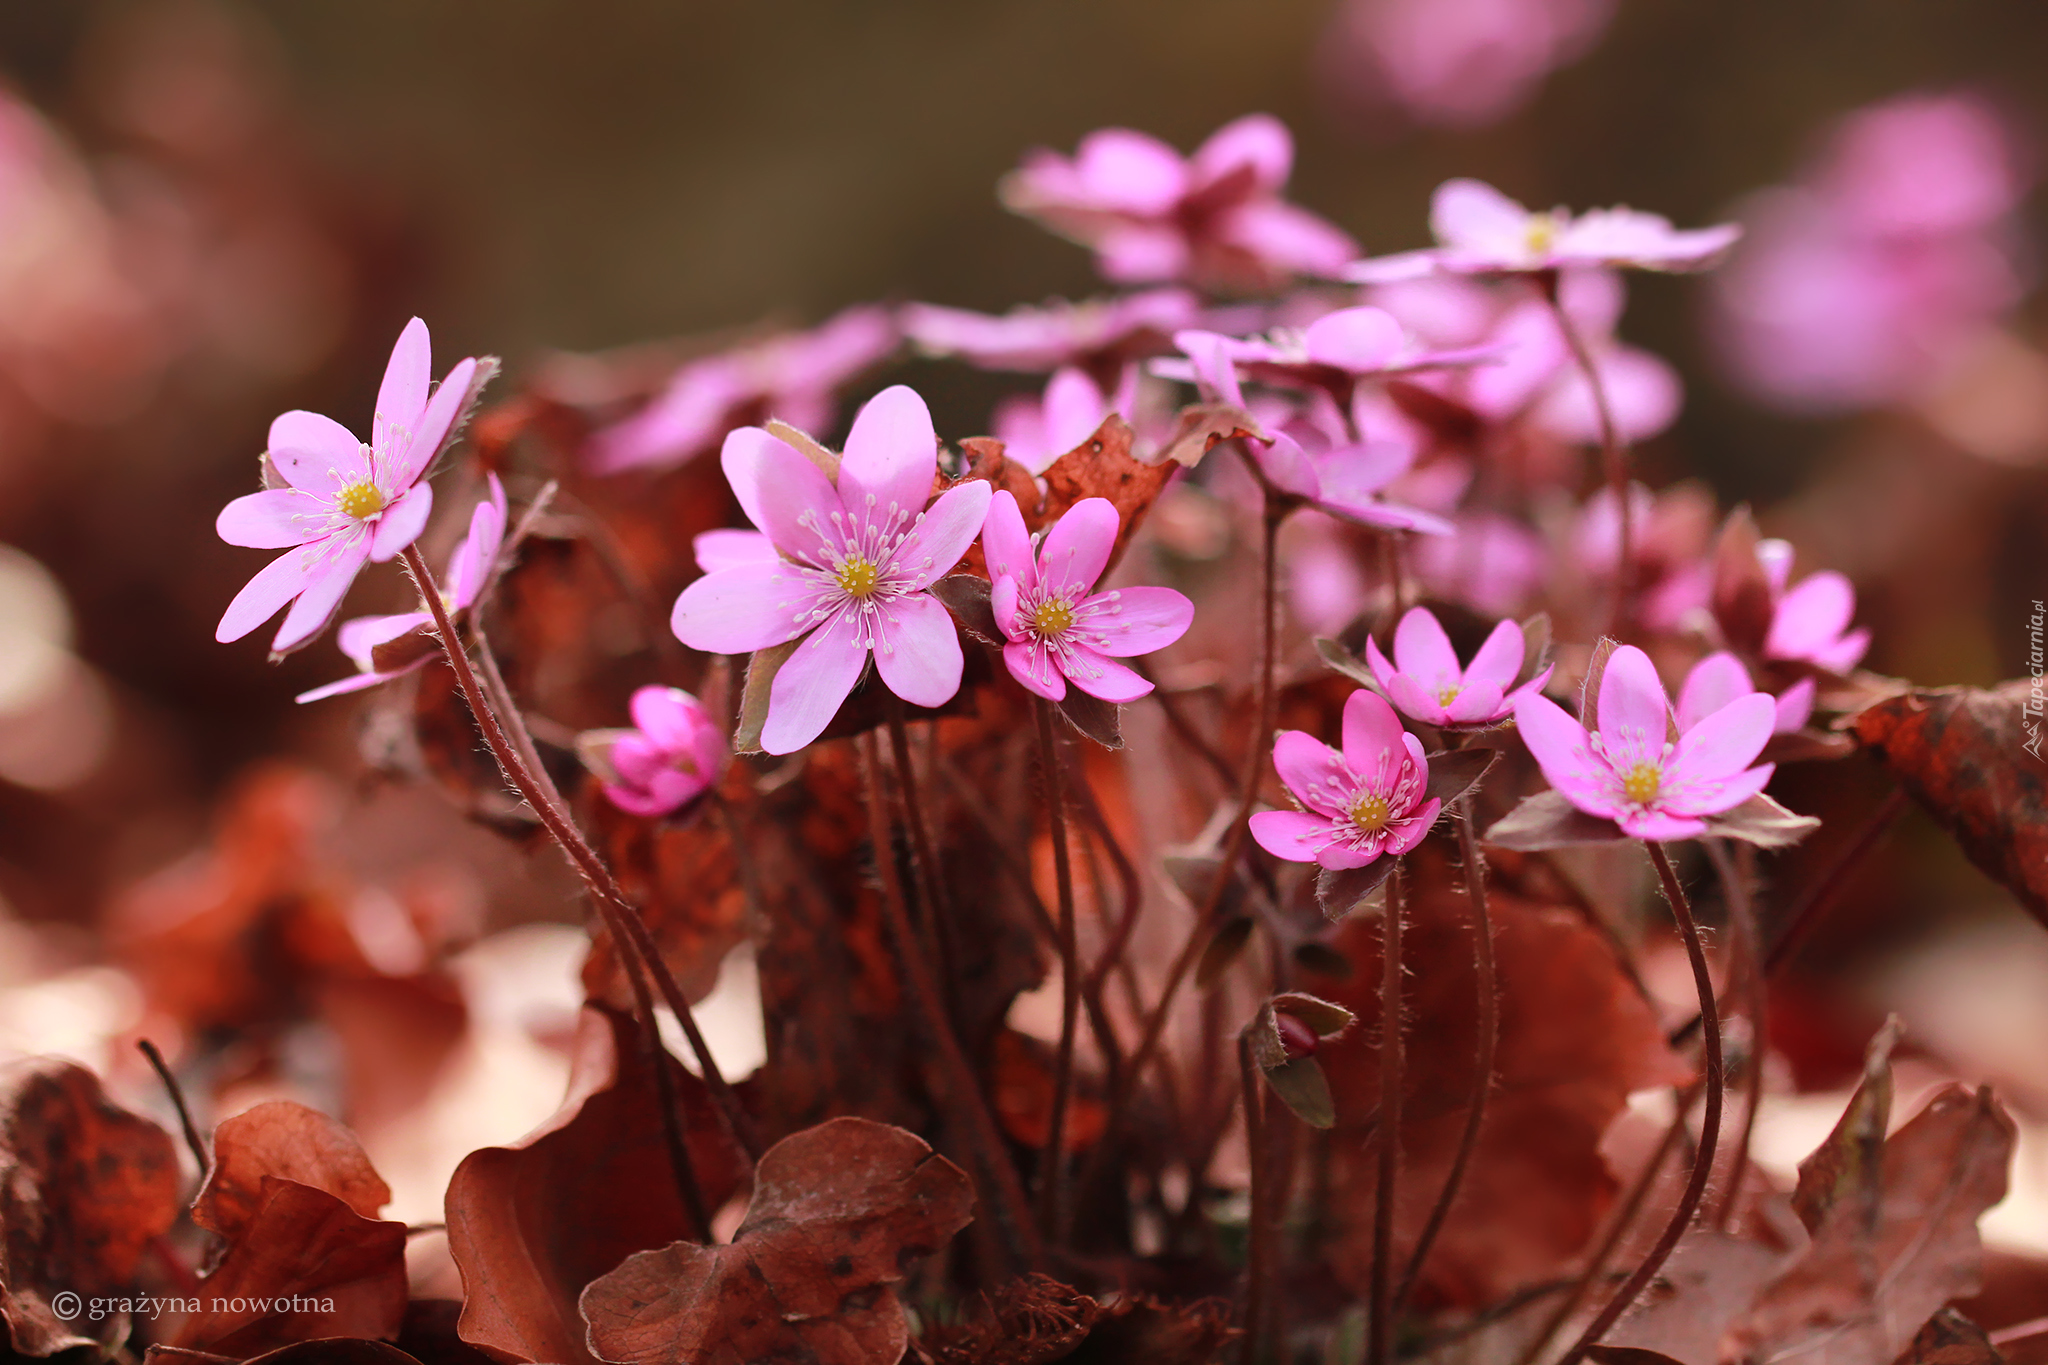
[1514,644,1775,841]
[1678,651,1814,735]
[1707,94,2025,414]
[1365,606,1551,727]
[1758,540,1870,672]
[1573,482,1715,632]
[1159,307,1497,403]
[1250,689,1442,869]
[669,385,992,755]
[585,305,897,475]
[1347,178,1741,283]
[1241,429,1452,536]
[981,491,1193,703]
[590,686,725,819]
[901,289,1197,371]
[296,475,509,703]
[1000,115,1358,292]
[991,366,1131,474]
[1411,512,1546,618]
[217,317,488,654]
[1315,0,1615,132]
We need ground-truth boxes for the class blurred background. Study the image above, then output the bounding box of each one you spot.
[0,0,2042,1246]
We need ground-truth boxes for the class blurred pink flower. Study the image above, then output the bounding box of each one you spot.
[670,385,991,755]
[1677,650,1815,735]
[1347,179,1740,283]
[901,289,1197,371]
[1316,0,1615,131]
[586,305,897,474]
[1252,431,1453,535]
[296,475,508,703]
[216,317,488,654]
[1000,115,1358,292]
[1758,539,1870,672]
[1573,482,1715,631]
[1157,306,1499,406]
[1250,689,1441,869]
[592,686,725,819]
[1514,644,1775,841]
[991,365,1133,474]
[982,492,1193,703]
[1708,94,2028,414]
[1365,605,1551,727]
[1411,511,1547,618]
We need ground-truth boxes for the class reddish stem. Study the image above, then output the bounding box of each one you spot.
[1033,696,1083,1239]
[1369,865,1406,1365]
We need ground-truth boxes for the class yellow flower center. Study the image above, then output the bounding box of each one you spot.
[836,556,881,598]
[1030,598,1076,639]
[1524,213,1559,255]
[336,480,385,520]
[1436,682,1463,707]
[1349,793,1391,834]
[1621,761,1663,805]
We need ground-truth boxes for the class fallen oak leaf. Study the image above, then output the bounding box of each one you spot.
[0,1059,182,1357]
[578,1116,972,1365]
[1853,682,2048,925]
[446,1006,748,1365]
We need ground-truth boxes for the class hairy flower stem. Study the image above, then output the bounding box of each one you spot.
[1394,800,1496,1313]
[620,942,714,1243]
[1239,1035,1277,1365]
[1707,839,1765,1228]
[399,544,762,1162]
[1369,865,1406,1365]
[884,700,960,991]
[1543,271,1631,638]
[1556,843,1724,1365]
[137,1039,208,1183]
[1091,498,1285,1183]
[1033,697,1084,1240]
[858,732,1043,1270]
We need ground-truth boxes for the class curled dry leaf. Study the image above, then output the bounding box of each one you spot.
[1301,856,1690,1306]
[445,1006,748,1365]
[1853,682,2048,925]
[578,1116,973,1365]
[174,1105,407,1357]
[916,1274,1103,1365]
[195,1102,394,1238]
[1154,402,1268,470]
[1038,415,1173,576]
[0,1060,182,1356]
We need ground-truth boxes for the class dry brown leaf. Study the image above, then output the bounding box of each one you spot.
[579,1117,972,1365]
[1038,415,1174,575]
[0,1060,183,1356]
[195,1102,393,1240]
[445,1007,748,1365]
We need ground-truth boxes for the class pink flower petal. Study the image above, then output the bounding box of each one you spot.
[388,356,481,491]
[981,491,1038,595]
[1303,307,1405,372]
[1676,651,1754,732]
[1037,497,1118,599]
[1615,808,1709,841]
[1363,634,1400,693]
[295,668,409,704]
[1386,672,1451,727]
[1813,628,1871,674]
[630,686,711,751]
[720,426,842,563]
[1254,432,1321,500]
[1594,645,1672,770]
[1078,585,1192,656]
[1431,178,1532,255]
[268,410,367,498]
[1775,678,1817,733]
[1514,692,1624,819]
[273,530,372,653]
[1444,679,1507,724]
[838,385,938,530]
[447,476,509,608]
[872,591,964,709]
[1249,809,1336,865]
[1665,762,1775,819]
[1392,607,1461,686]
[1464,617,1526,693]
[1172,329,1248,409]
[1192,113,1292,193]
[1384,797,1442,854]
[1340,688,1407,774]
[375,318,433,458]
[1766,571,1858,661]
[1271,730,1352,817]
[892,479,992,585]
[762,614,868,755]
[1096,224,1192,283]
[368,482,434,562]
[1002,639,1066,702]
[671,561,818,655]
[1669,692,1774,783]
[217,545,323,643]
[337,611,430,670]
[1219,200,1359,276]
[991,573,1023,640]
[218,489,323,549]
[1041,367,1109,458]
[1062,646,1150,703]
[1073,128,1189,213]
[693,528,778,574]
